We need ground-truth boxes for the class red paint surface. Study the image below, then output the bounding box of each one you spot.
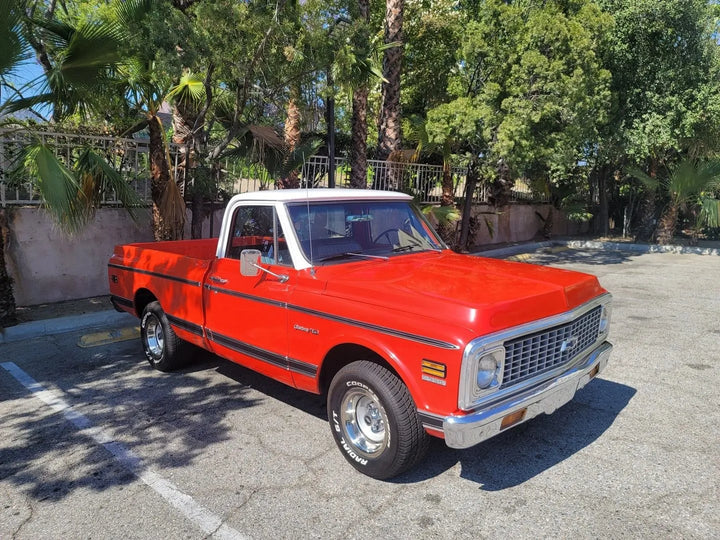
[109,239,606,422]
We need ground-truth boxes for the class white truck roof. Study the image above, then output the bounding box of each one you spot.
[226,188,413,205]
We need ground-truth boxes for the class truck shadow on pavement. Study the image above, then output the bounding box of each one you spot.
[207,354,637,489]
[394,377,637,488]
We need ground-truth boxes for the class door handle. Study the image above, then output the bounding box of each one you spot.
[209,275,228,284]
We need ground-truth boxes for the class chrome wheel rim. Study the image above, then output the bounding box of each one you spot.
[340,388,388,457]
[145,315,164,357]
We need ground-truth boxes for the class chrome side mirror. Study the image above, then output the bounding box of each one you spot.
[240,249,261,277]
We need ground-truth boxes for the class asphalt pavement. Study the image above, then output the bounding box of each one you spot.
[1,241,718,539]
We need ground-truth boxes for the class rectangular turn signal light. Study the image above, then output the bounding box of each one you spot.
[500,408,527,430]
[421,359,446,379]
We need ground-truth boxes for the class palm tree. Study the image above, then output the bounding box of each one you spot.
[0,0,28,326]
[630,159,720,244]
[279,84,302,189]
[376,0,404,163]
[332,22,393,189]
[349,0,371,189]
[3,0,186,241]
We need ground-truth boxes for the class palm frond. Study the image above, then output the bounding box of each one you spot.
[75,148,142,221]
[13,143,87,233]
[626,165,660,192]
[60,22,124,88]
[113,0,152,30]
[166,72,206,105]
[158,177,186,237]
[699,196,720,229]
[27,17,76,48]
[667,158,720,206]
[0,0,30,78]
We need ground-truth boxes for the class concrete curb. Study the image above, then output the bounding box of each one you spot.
[0,310,136,344]
[563,239,720,256]
[478,239,720,259]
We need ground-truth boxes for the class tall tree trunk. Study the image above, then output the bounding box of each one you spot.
[173,99,205,238]
[350,88,369,189]
[655,203,679,245]
[148,114,185,241]
[458,162,479,252]
[0,210,17,327]
[376,0,404,164]
[441,160,454,207]
[350,0,370,189]
[279,85,302,189]
[597,165,609,236]
[635,158,658,242]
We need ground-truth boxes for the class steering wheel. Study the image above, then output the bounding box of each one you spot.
[372,228,401,244]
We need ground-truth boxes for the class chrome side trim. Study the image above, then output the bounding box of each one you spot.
[204,285,459,351]
[289,305,460,350]
[108,263,202,287]
[206,329,318,378]
[444,341,612,449]
[165,314,204,337]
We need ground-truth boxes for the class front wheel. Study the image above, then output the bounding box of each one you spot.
[327,361,429,479]
[140,301,192,372]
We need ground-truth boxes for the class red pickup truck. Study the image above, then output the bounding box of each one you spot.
[108,189,612,479]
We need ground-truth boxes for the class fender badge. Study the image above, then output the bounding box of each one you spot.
[293,323,319,335]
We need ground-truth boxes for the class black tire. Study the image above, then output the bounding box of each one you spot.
[327,360,429,479]
[140,301,192,372]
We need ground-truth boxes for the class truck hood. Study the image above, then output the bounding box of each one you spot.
[319,251,605,334]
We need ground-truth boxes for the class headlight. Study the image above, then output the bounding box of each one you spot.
[476,349,503,389]
[459,343,505,409]
[599,303,611,335]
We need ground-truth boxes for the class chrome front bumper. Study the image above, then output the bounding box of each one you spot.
[443,341,613,449]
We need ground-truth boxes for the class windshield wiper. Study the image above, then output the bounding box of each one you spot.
[391,244,443,253]
[391,245,417,253]
[316,252,389,263]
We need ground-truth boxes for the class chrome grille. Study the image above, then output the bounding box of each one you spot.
[502,306,602,388]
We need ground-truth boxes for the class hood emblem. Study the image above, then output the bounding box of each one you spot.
[561,335,579,353]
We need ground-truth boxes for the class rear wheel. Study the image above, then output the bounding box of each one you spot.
[327,361,429,479]
[140,301,192,372]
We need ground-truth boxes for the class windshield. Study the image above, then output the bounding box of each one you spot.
[287,200,445,264]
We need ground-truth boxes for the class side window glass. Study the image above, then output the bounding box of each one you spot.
[226,206,289,265]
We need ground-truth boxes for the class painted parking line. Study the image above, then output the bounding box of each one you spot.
[0,362,247,540]
[78,326,139,348]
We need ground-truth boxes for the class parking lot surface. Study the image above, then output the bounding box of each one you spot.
[1,247,718,539]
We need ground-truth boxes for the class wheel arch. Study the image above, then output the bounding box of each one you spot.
[318,343,406,398]
[134,288,158,318]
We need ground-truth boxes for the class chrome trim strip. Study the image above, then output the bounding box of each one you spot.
[459,293,612,409]
[205,286,459,351]
[166,314,204,337]
[108,263,202,287]
[444,341,612,449]
[204,284,287,309]
[206,329,318,378]
[289,305,460,350]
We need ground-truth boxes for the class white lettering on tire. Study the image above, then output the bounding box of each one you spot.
[332,411,369,466]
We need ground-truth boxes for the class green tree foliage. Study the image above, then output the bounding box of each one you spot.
[425,0,611,244]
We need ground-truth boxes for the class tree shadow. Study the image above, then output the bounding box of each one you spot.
[0,341,263,502]
[392,378,636,489]
[528,248,636,266]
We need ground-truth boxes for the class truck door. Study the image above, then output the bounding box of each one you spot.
[203,203,294,385]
